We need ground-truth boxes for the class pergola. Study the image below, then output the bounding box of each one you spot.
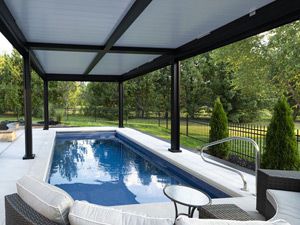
[0,0,299,159]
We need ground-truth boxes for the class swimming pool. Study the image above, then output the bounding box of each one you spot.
[49,131,228,206]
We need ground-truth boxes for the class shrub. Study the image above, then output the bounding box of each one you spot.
[262,97,299,170]
[32,106,43,119]
[49,104,56,120]
[0,121,8,130]
[55,111,63,124]
[209,97,229,159]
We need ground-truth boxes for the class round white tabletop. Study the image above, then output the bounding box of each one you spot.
[163,185,211,219]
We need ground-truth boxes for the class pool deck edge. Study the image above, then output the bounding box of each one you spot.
[116,128,256,198]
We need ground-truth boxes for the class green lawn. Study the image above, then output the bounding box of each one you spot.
[126,119,207,149]
[63,115,118,127]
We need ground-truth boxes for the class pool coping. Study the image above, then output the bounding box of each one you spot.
[116,128,256,197]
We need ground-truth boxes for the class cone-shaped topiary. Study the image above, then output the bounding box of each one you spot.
[262,97,299,170]
[209,97,229,159]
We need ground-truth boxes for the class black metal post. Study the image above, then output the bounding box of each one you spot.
[43,79,49,130]
[119,81,124,128]
[158,112,161,127]
[166,111,168,129]
[186,114,189,136]
[23,51,35,159]
[169,60,181,152]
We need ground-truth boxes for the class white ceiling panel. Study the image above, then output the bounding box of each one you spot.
[5,0,134,45]
[34,50,96,74]
[116,0,274,48]
[90,53,160,75]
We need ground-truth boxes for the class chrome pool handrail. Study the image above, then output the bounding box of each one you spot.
[199,137,260,192]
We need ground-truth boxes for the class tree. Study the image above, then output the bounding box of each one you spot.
[180,55,206,118]
[0,51,23,118]
[152,67,170,120]
[125,73,156,118]
[31,71,43,117]
[267,21,300,119]
[211,35,278,122]
[209,98,229,159]
[262,97,299,170]
[84,82,118,119]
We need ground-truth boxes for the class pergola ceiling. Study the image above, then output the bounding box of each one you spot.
[5,0,135,45]
[1,0,300,82]
[116,0,272,48]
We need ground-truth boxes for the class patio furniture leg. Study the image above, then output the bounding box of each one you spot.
[190,207,197,217]
[173,201,178,220]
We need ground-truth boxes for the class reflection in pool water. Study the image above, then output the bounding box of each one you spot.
[49,133,179,206]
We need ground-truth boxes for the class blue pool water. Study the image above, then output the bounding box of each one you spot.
[49,132,228,206]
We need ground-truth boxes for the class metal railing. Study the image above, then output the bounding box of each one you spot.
[200,137,260,192]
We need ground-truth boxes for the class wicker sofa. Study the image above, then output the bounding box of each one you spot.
[5,193,289,225]
[5,171,300,225]
[256,169,300,225]
[5,193,59,225]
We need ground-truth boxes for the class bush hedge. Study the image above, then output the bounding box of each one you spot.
[209,97,229,159]
[262,97,299,170]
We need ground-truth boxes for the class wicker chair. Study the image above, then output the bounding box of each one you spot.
[256,169,300,219]
[5,193,59,225]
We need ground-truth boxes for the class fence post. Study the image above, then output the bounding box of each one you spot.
[297,129,299,152]
[260,125,264,158]
[66,107,69,120]
[186,114,189,136]
[158,112,161,127]
[166,111,168,129]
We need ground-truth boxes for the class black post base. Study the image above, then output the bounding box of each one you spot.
[23,154,35,160]
[43,127,49,130]
[168,148,182,153]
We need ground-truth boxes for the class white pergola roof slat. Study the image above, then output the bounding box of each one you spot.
[90,53,160,75]
[116,0,274,48]
[4,0,135,45]
[34,50,97,74]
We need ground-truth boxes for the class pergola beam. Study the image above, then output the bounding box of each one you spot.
[121,0,300,81]
[30,52,46,79]
[121,55,173,81]
[46,74,122,82]
[26,42,172,55]
[84,0,152,75]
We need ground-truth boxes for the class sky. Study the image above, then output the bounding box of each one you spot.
[0,32,13,55]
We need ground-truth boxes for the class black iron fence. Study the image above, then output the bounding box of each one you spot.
[147,114,300,164]
[182,119,300,164]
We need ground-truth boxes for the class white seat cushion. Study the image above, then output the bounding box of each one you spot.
[267,189,300,225]
[175,216,290,225]
[69,200,173,225]
[16,175,74,225]
[69,201,122,225]
[122,211,173,225]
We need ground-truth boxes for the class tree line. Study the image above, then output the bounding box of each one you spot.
[0,21,300,123]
